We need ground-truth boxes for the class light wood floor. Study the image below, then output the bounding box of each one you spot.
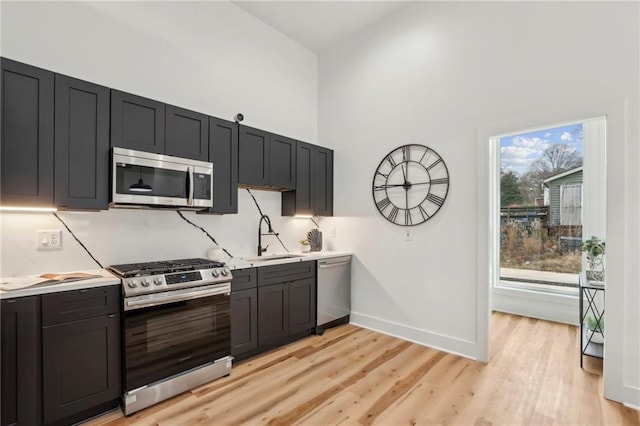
[86,312,640,425]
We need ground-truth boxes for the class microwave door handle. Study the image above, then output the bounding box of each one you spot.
[187,167,194,206]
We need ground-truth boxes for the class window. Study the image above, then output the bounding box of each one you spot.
[560,184,582,225]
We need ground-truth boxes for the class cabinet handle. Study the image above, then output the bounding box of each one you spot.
[108,313,117,318]
[79,289,89,293]
[6,299,17,304]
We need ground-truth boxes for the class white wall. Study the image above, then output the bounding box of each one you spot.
[0,1,320,275]
[319,1,639,406]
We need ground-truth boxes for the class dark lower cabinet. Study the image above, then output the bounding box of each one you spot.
[1,296,41,426]
[41,286,121,426]
[282,142,334,216]
[54,74,110,210]
[258,283,290,348]
[289,277,316,335]
[231,288,258,358]
[1,58,54,208]
[256,262,316,350]
[42,314,120,425]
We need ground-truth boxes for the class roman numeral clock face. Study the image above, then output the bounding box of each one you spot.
[372,144,450,226]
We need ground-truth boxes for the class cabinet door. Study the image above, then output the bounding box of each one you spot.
[269,133,296,190]
[289,277,316,335]
[258,283,289,348]
[231,288,258,357]
[231,267,257,292]
[42,314,121,425]
[257,261,315,287]
[207,117,238,214]
[1,297,41,426]
[111,90,165,153]
[1,58,54,207]
[281,141,313,216]
[312,146,334,216]
[165,105,209,161]
[54,74,110,210]
[238,126,269,187]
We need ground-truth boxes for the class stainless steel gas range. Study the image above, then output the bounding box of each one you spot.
[108,258,233,415]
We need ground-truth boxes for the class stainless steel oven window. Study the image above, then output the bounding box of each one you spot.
[145,303,215,352]
[124,294,230,391]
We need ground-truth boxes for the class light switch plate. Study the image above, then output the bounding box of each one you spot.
[37,230,62,250]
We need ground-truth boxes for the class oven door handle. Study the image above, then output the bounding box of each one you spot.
[125,284,230,311]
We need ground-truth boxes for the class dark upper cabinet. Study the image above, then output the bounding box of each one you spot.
[111,90,165,154]
[269,134,296,189]
[238,126,269,187]
[1,296,42,426]
[283,142,313,215]
[204,117,238,214]
[282,142,334,216]
[1,58,54,207]
[54,74,110,210]
[238,126,296,190]
[313,146,334,216]
[165,105,209,161]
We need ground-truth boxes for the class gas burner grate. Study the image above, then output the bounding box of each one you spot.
[108,258,225,278]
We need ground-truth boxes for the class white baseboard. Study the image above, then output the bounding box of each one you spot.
[492,285,579,325]
[621,385,640,411]
[350,311,482,361]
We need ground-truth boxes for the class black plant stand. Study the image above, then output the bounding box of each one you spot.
[579,273,605,368]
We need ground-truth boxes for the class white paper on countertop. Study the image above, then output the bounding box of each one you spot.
[0,272,104,291]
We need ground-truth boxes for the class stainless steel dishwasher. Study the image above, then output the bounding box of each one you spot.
[316,255,352,334]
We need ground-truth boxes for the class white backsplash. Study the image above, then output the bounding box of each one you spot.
[0,190,332,277]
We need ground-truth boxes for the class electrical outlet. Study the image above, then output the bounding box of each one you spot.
[330,227,336,238]
[37,230,62,250]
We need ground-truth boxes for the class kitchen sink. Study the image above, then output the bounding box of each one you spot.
[243,254,307,262]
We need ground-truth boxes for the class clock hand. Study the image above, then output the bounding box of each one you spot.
[378,181,432,188]
[405,183,409,209]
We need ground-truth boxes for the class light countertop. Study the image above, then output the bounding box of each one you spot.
[0,269,120,300]
[226,251,352,270]
[0,251,353,299]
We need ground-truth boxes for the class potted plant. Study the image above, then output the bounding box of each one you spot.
[585,315,604,344]
[582,236,605,282]
[299,239,311,253]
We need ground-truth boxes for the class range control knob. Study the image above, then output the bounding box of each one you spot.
[153,277,162,286]
[142,278,151,287]
[211,269,220,277]
[221,267,230,276]
[128,279,139,288]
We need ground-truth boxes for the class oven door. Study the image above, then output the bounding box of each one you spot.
[123,285,230,391]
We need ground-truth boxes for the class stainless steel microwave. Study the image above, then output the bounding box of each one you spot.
[111,148,213,209]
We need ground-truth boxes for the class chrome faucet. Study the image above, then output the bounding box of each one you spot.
[258,214,278,256]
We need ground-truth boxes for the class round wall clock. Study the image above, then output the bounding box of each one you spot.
[372,144,450,226]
